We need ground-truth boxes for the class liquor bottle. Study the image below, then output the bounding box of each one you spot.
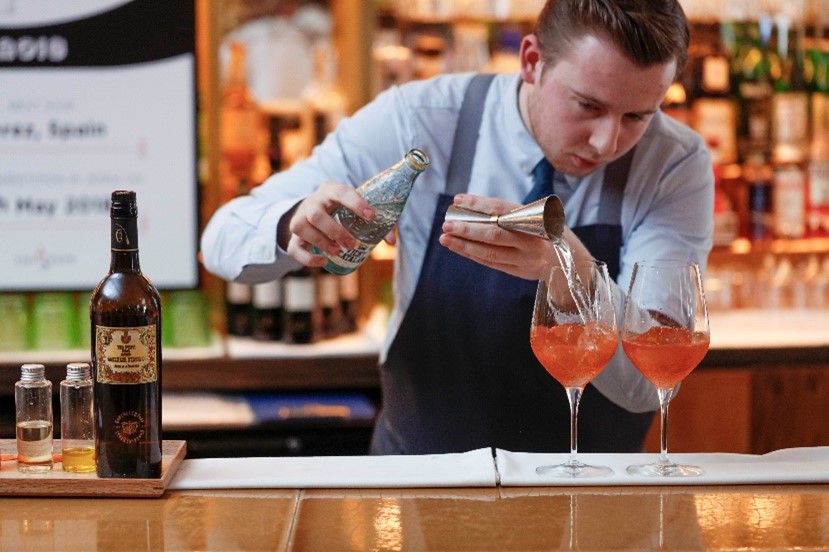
[807,35,829,236]
[251,280,284,341]
[60,362,95,473]
[15,363,53,473]
[771,16,810,168]
[220,41,262,202]
[316,269,342,339]
[690,26,738,165]
[736,16,774,162]
[743,153,774,241]
[339,271,360,334]
[773,162,807,238]
[91,190,162,478]
[282,268,317,344]
[316,148,430,275]
[225,280,253,337]
[302,39,348,147]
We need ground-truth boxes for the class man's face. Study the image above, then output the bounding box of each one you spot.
[520,33,677,177]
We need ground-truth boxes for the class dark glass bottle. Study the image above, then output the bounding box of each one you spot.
[251,280,283,341]
[282,267,317,344]
[91,190,162,478]
[225,280,253,337]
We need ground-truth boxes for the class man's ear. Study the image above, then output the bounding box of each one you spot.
[519,34,543,85]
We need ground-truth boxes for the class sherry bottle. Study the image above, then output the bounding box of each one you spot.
[91,190,162,478]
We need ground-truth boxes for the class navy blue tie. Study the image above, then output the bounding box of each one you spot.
[524,158,553,203]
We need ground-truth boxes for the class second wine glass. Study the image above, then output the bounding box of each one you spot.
[622,259,710,477]
[531,259,618,478]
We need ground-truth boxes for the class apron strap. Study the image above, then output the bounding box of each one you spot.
[445,74,496,196]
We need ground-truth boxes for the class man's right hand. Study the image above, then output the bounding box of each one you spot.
[278,182,376,266]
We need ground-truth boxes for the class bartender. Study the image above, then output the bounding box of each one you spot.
[201,0,714,455]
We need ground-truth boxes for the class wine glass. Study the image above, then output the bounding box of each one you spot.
[622,259,710,477]
[531,259,618,478]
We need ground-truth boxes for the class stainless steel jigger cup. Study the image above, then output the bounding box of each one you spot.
[444,195,565,241]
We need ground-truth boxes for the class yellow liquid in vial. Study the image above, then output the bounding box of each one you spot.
[61,446,96,473]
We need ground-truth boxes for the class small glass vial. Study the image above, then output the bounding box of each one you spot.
[60,362,95,473]
[15,363,54,473]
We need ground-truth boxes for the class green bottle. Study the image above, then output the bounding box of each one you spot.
[318,148,429,275]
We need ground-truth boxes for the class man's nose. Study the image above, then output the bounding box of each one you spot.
[588,118,620,157]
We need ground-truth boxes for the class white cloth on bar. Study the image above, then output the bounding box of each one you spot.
[496,447,829,486]
[168,447,496,489]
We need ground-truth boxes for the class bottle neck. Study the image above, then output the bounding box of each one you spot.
[110,215,141,273]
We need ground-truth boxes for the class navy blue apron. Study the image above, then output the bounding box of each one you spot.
[370,75,655,455]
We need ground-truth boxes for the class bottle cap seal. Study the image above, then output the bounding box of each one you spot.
[66,362,91,381]
[20,363,46,382]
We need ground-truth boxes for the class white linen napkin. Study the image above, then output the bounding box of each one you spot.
[496,447,829,486]
[169,447,497,489]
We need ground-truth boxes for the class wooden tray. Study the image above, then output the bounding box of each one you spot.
[0,440,186,498]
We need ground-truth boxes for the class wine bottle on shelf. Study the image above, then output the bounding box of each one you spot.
[225,281,253,337]
[282,268,317,344]
[769,16,808,239]
[251,280,284,341]
[736,16,774,163]
[60,362,96,473]
[807,31,829,237]
[690,25,738,165]
[743,153,775,241]
[339,271,360,334]
[314,148,430,275]
[316,269,342,339]
[15,363,53,473]
[91,190,162,479]
[770,15,810,168]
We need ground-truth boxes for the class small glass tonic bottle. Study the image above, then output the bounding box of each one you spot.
[60,362,96,473]
[15,363,54,473]
[316,148,430,275]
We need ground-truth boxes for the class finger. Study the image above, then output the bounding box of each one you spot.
[289,212,343,257]
[287,235,328,267]
[439,232,521,270]
[442,218,518,247]
[453,193,521,216]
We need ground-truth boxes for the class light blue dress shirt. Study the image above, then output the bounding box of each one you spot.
[201,72,714,413]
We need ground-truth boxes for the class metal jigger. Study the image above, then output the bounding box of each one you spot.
[444,195,565,241]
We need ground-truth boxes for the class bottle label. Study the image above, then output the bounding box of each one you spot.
[95,325,158,384]
[283,277,315,311]
[773,166,806,238]
[701,55,730,94]
[330,241,373,271]
[113,410,146,444]
[693,98,738,164]
[111,216,138,251]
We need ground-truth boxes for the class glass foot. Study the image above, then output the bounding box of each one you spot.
[626,461,704,477]
[536,460,613,478]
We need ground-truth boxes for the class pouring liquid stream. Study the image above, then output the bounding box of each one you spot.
[551,240,592,323]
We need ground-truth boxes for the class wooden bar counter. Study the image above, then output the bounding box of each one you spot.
[1,484,828,550]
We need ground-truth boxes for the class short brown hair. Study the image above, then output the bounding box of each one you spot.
[534,0,689,79]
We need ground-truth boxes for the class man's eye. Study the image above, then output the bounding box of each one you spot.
[578,101,597,111]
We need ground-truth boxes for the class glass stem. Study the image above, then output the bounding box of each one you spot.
[656,387,674,465]
[565,387,583,464]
